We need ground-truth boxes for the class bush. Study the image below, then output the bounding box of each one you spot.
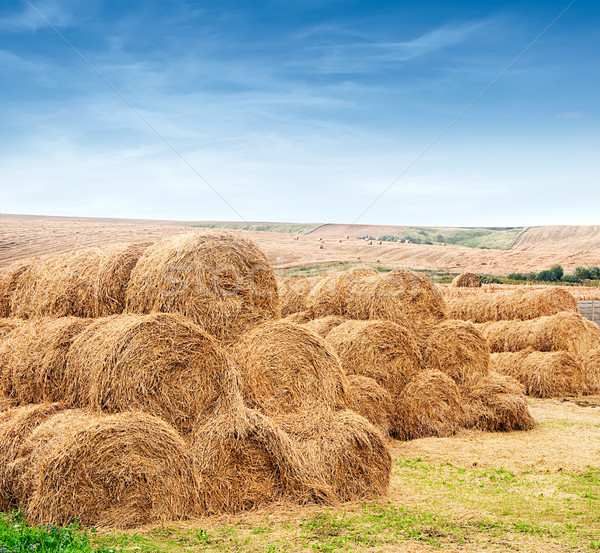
[508,273,527,281]
[550,265,564,281]
[561,274,581,283]
[480,275,502,284]
[378,235,398,242]
[575,266,600,280]
[536,270,556,282]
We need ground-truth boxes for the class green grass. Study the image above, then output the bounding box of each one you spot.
[189,222,319,234]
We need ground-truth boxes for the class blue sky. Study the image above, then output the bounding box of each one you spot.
[0,0,598,226]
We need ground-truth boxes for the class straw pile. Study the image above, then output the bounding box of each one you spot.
[126,231,280,343]
[0,317,93,404]
[581,348,600,394]
[278,276,321,316]
[10,242,150,319]
[452,272,482,288]
[12,409,200,528]
[64,313,229,434]
[421,320,490,389]
[490,350,587,398]
[0,318,22,340]
[478,312,600,357]
[448,288,578,323]
[346,375,392,436]
[302,315,346,338]
[395,370,464,440]
[463,372,535,432]
[0,261,32,318]
[281,310,313,324]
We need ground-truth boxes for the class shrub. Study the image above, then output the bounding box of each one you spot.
[508,273,527,281]
[536,270,556,282]
[561,274,581,283]
[575,266,600,280]
[378,235,398,242]
[480,275,502,284]
[550,265,564,281]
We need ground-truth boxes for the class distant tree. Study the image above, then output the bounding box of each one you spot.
[550,265,564,281]
[561,274,580,283]
[508,273,527,280]
[536,269,556,282]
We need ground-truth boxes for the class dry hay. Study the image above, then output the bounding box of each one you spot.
[395,370,465,441]
[12,409,199,528]
[302,315,347,338]
[0,318,22,340]
[232,321,350,428]
[125,231,280,343]
[0,261,32,318]
[278,276,321,316]
[448,288,578,323]
[421,320,490,390]
[580,348,600,394]
[326,319,422,402]
[346,375,392,436]
[0,317,93,404]
[478,312,600,357]
[281,310,313,324]
[10,242,150,319]
[452,272,482,288]
[463,372,535,432]
[65,313,230,434]
[490,350,587,398]
[0,402,68,511]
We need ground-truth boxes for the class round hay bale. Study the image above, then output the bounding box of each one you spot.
[452,272,482,288]
[490,350,587,398]
[14,409,200,528]
[65,313,230,434]
[298,410,391,502]
[0,317,93,404]
[278,276,321,317]
[463,372,535,432]
[0,318,22,341]
[421,320,490,389]
[0,402,68,511]
[10,242,150,319]
[125,231,280,343]
[0,260,32,318]
[478,312,600,357]
[281,310,313,324]
[579,348,600,395]
[346,375,393,437]
[395,370,464,440]
[232,321,350,427]
[302,315,347,338]
[369,269,447,332]
[448,288,578,323]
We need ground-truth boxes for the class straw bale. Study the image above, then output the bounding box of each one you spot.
[302,315,347,338]
[1,318,93,404]
[10,243,149,319]
[13,409,199,528]
[278,276,321,316]
[232,321,350,426]
[0,318,22,340]
[463,372,535,432]
[452,272,482,288]
[490,350,587,398]
[478,312,600,357]
[578,348,600,395]
[421,320,490,389]
[395,370,464,440]
[448,288,578,323]
[65,313,230,433]
[0,402,67,511]
[125,231,280,343]
[0,261,32,318]
[346,375,392,436]
[281,310,313,324]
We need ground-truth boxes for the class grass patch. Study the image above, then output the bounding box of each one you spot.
[190,222,319,234]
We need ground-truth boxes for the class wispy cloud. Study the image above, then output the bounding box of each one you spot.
[556,110,583,120]
[0,0,74,31]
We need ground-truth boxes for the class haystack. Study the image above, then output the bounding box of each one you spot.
[125,231,280,343]
[0,318,22,340]
[478,312,600,357]
[346,375,392,436]
[278,276,321,316]
[490,350,587,398]
[10,242,150,319]
[302,315,347,338]
[463,372,535,432]
[0,402,67,511]
[395,370,464,440]
[448,288,578,323]
[579,348,600,395]
[452,272,482,288]
[421,320,490,389]
[0,317,93,404]
[232,321,350,429]
[13,409,200,528]
[0,261,32,318]
[65,313,230,434]
[281,310,313,324]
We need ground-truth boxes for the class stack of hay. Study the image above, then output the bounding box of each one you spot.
[451,272,482,288]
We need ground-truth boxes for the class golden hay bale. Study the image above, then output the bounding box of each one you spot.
[346,375,393,437]
[278,276,321,316]
[281,310,313,324]
[298,410,391,502]
[478,312,600,357]
[421,320,490,389]
[232,321,350,426]
[0,318,22,340]
[0,402,68,511]
[490,350,587,398]
[65,313,229,434]
[0,394,15,412]
[125,231,280,343]
[579,348,600,395]
[452,272,482,288]
[0,318,93,404]
[0,261,32,318]
[448,288,578,323]
[326,320,422,402]
[302,315,347,338]
[13,409,199,528]
[395,370,465,441]
[463,372,535,432]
